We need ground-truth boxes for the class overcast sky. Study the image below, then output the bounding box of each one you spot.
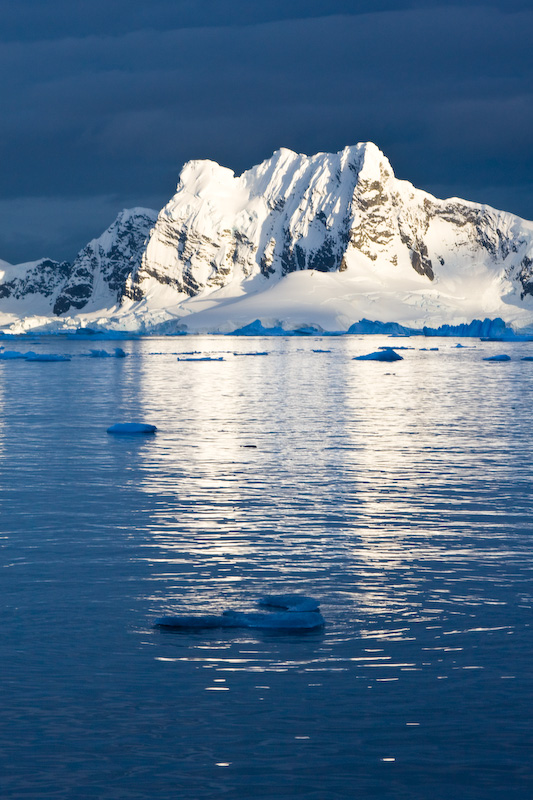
[1,0,532,263]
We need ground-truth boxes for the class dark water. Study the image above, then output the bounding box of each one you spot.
[1,336,532,799]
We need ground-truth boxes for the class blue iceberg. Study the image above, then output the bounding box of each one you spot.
[155,595,325,631]
[354,348,403,362]
[0,350,32,360]
[107,423,157,435]
[25,353,71,362]
[347,319,414,335]
[177,356,224,362]
[229,320,333,337]
[482,354,511,362]
[230,320,287,336]
[88,347,127,358]
[232,351,269,356]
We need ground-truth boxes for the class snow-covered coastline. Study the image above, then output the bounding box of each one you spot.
[2,142,533,335]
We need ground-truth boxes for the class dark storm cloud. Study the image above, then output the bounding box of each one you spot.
[2,0,528,42]
[1,3,532,262]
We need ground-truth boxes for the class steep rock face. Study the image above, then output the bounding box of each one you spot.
[54,208,157,315]
[0,258,71,302]
[0,208,157,319]
[126,143,533,309]
[2,142,533,331]
[127,146,368,300]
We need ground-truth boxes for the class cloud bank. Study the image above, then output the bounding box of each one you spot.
[1,3,531,262]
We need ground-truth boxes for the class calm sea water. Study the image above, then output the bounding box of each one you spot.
[1,335,532,800]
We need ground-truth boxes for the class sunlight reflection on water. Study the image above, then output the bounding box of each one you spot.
[1,335,533,799]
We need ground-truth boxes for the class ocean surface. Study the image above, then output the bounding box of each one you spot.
[1,334,532,800]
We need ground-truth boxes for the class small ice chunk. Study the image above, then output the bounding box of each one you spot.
[155,609,324,631]
[379,346,414,351]
[258,594,321,612]
[155,614,236,629]
[155,594,324,631]
[0,350,30,360]
[354,348,403,362]
[107,422,157,435]
[234,610,324,629]
[25,353,71,362]
[521,356,533,361]
[177,356,224,362]
[482,354,511,362]
[89,347,127,358]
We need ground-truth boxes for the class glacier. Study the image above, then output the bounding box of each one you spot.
[1,142,533,334]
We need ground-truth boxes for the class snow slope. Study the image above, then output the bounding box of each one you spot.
[2,143,533,333]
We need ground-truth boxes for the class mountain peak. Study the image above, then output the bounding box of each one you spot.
[1,143,533,334]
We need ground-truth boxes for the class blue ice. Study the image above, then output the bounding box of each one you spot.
[155,595,325,631]
[88,348,127,358]
[25,353,71,362]
[354,348,403,362]
[482,354,511,362]
[107,423,157,435]
[0,350,31,360]
[177,356,224,362]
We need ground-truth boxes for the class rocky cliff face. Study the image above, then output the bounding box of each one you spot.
[125,143,533,309]
[53,208,158,315]
[1,143,533,331]
[0,208,156,320]
[0,257,71,303]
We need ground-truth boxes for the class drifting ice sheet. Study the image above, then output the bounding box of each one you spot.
[354,348,403,362]
[155,595,325,630]
[0,350,31,359]
[25,353,71,362]
[88,348,127,358]
[107,423,157,435]
[177,356,225,362]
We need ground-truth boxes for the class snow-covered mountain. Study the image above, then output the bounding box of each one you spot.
[2,143,533,333]
[0,208,157,325]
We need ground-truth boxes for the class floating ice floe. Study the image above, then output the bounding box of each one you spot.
[107,422,157,435]
[379,345,414,351]
[25,353,71,362]
[0,350,31,360]
[155,595,325,631]
[482,354,511,362]
[521,356,533,361]
[0,350,72,361]
[88,347,127,358]
[354,348,403,362]
[177,356,225,362]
